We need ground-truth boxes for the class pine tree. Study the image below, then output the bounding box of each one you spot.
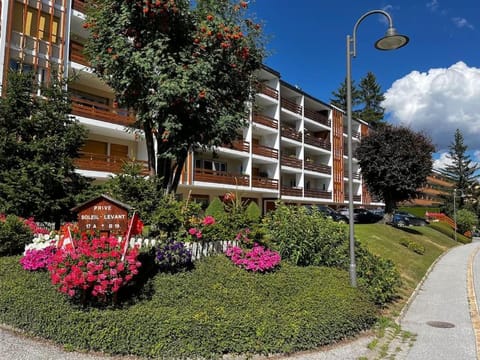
[439,129,479,207]
[0,70,89,224]
[330,77,361,113]
[358,72,385,126]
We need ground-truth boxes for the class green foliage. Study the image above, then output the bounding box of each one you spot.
[356,125,435,214]
[245,201,261,223]
[399,238,425,255]
[205,197,225,219]
[0,215,33,256]
[100,162,165,225]
[84,0,265,193]
[263,203,401,306]
[0,255,377,358]
[456,208,477,235]
[0,70,89,224]
[428,222,471,244]
[357,72,385,125]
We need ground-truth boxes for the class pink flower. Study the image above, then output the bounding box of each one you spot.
[202,215,216,226]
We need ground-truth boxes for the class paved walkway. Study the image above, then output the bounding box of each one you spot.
[2,240,480,360]
[398,240,480,359]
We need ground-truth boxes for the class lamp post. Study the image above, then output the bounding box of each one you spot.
[454,188,457,242]
[346,10,409,287]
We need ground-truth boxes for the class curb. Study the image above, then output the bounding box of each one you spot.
[467,244,480,359]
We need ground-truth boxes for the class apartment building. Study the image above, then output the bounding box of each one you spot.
[1,0,382,213]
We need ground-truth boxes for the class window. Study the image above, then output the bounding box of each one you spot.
[12,3,62,44]
[195,159,227,172]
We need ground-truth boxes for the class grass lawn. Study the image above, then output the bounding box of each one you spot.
[355,223,459,316]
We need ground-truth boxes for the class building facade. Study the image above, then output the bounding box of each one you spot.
[1,0,383,213]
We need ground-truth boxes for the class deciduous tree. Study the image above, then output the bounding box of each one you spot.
[356,125,435,216]
[84,0,265,193]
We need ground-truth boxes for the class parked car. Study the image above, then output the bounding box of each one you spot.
[305,205,349,223]
[391,212,429,227]
[337,208,382,224]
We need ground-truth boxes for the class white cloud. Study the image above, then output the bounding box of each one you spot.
[382,62,480,153]
[433,152,452,170]
[452,17,474,30]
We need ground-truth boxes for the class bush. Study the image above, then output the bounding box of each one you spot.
[205,197,225,219]
[263,203,401,306]
[0,255,377,358]
[0,214,33,256]
[456,208,477,236]
[245,201,261,223]
[155,238,193,272]
[399,238,425,255]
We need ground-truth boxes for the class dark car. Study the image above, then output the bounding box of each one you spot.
[306,205,348,223]
[337,208,382,224]
[392,212,429,227]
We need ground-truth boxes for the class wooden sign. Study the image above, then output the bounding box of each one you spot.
[71,195,133,236]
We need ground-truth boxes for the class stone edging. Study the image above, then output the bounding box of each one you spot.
[467,244,480,359]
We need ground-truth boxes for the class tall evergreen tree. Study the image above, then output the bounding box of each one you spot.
[439,129,479,206]
[330,77,361,113]
[357,71,385,126]
[0,70,89,225]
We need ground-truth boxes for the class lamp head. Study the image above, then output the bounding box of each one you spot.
[375,27,409,51]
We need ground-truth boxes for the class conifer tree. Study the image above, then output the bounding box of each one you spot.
[0,70,89,224]
[330,77,361,114]
[358,71,385,126]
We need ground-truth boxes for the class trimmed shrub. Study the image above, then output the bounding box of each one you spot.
[0,255,377,358]
[205,197,225,219]
[263,203,401,306]
[245,201,261,223]
[0,214,33,256]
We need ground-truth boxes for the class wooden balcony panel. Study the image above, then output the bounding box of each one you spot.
[252,176,279,190]
[343,127,361,138]
[304,162,331,174]
[252,144,278,159]
[345,194,362,202]
[304,189,332,199]
[194,169,249,186]
[70,41,89,66]
[304,108,331,126]
[280,155,302,168]
[72,0,86,12]
[281,97,302,115]
[71,97,135,127]
[256,83,279,100]
[281,127,302,142]
[252,113,278,129]
[281,186,302,197]
[222,140,249,153]
[75,152,148,174]
[304,134,331,150]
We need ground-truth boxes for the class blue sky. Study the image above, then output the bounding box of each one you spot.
[247,0,480,168]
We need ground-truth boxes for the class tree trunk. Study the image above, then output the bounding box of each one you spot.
[142,120,156,176]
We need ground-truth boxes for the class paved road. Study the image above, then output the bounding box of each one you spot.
[399,240,480,359]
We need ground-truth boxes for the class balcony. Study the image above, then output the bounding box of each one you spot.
[71,97,135,126]
[281,126,302,142]
[304,189,332,199]
[281,154,302,169]
[304,133,330,150]
[70,41,89,67]
[75,152,148,174]
[304,162,331,174]
[304,108,331,127]
[194,168,249,186]
[281,186,302,197]
[252,113,278,129]
[252,176,279,190]
[344,171,361,180]
[256,83,279,100]
[343,127,361,138]
[221,140,249,153]
[281,98,302,115]
[73,0,86,12]
[252,144,278,159]
[345,194,362,202]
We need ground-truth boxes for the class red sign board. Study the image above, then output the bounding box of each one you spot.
[72,195,132,236]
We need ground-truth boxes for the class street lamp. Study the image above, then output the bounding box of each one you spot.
[346,10,409,287]
[453,188,465,242]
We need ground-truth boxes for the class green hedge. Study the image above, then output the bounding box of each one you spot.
[0,255,377,359]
